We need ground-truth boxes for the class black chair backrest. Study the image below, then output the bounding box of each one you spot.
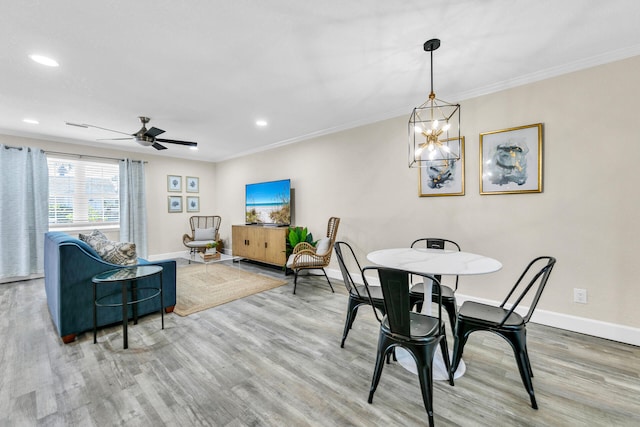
[499,256,556,325]
[334,241,364,297]
[363,266,443,336]
[411,238,460,252]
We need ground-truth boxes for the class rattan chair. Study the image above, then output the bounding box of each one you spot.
[451,256,556,409]
[182,216,221,256]
[287,217,340,294]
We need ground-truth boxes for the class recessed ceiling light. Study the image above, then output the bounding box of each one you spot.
[29,54,59,67]
[23,118,39,124]
[256,120,268,127]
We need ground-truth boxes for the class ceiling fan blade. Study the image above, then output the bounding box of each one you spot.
[152,142,168,150]
[65,121,132,136]
[144,127,165,138]
[156,138,198,147]
[96,137,133,141]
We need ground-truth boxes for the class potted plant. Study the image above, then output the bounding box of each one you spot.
[205,241,218,254]
[284,226,316,270]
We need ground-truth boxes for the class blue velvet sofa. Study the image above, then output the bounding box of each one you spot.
[44,231,177,343]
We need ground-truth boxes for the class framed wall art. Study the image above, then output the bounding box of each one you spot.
[186,176,199,193]
[186,196,200,212]
[168,196,183,213]
[419,137,465,197]
[480,123,542,195]
[167,175,182,192]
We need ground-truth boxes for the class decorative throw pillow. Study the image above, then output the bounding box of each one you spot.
[316,237,331,255]
[80,230,137,266]
[194,227,215,241]
[79,229,108,243]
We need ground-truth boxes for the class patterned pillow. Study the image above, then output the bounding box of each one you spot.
[79,229,108,242]
[80,231,137,266]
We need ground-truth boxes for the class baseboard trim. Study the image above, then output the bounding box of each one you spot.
[325,267,640,347]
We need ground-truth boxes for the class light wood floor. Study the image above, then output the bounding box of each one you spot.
[1,260,639,426]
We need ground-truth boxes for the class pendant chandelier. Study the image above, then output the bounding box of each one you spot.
[408,38,461,168]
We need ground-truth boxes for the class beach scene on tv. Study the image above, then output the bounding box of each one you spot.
[245,180,291,225]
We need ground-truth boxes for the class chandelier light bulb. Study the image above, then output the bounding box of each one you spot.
[432,120,439,129]
[442,123,451,132]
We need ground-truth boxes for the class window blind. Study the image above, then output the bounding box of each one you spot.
[47,155,120,227]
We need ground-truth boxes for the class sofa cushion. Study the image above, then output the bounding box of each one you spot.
[194,227,215,241]
[80,231,137,266]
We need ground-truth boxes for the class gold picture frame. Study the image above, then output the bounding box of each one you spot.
[419,137,465,197]
[480,123,542,195]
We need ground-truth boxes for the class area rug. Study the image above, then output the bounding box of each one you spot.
[174,263,287,316]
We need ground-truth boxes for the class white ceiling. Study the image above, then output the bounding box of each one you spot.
[2,0,640,162]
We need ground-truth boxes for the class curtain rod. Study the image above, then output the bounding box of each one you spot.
[45,150,148,163]
[2,145,45,153]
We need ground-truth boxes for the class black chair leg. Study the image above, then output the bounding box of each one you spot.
[321,268,335,293]
[443,298,457,334]
[439,332,454,386]
[368,336,389,404]
[413,345,438,427]
[341,298,358,348]
[503,330,538,409]
[292,270,298,294]
[451,321,472,373]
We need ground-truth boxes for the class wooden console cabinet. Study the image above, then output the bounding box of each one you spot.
[232,225,288,267]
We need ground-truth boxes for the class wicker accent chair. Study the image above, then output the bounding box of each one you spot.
[287,216,340,294]
[182,216,221,256]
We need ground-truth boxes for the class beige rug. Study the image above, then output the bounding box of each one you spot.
[174,263,287,316]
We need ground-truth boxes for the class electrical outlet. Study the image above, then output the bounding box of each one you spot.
[573,288,588,304]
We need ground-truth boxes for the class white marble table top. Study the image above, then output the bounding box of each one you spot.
[366,247,502,276]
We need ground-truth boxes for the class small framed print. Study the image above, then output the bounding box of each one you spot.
[186,176,199,193]
[168,196,183,213]
[419,137,465,197]
[167,175,182,192]
[186,196,200,212]
[480,123,542,195]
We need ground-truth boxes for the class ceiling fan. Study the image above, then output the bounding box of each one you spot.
[65,116,198,151]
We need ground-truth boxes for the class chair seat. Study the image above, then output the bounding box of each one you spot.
[458,301,525,328]
[381,312,441,339]
[354,284,383,300]
[184,240,215,248]
[410,282,455,299]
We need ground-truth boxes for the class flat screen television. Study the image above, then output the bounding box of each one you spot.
[245,179,291,226]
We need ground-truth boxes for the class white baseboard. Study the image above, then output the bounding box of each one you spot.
[325,267,640,347]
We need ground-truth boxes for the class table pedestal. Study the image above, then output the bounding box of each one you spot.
[394,347,465,381]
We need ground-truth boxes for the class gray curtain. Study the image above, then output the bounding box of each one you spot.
[119,159,148,258]
[0,145,49,279]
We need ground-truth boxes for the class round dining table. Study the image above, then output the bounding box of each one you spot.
[366,247,502,380]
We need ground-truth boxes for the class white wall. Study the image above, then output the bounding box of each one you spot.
[215,55,640,338]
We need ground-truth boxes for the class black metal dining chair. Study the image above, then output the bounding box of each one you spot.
[409,238,460,332]
[451,256,556,410]
[334,241,385,348]
[364,266,453,427]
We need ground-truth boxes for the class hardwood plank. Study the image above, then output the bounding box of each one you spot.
[0,260,638,426]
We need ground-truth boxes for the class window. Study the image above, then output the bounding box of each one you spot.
[47,156,120,228]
